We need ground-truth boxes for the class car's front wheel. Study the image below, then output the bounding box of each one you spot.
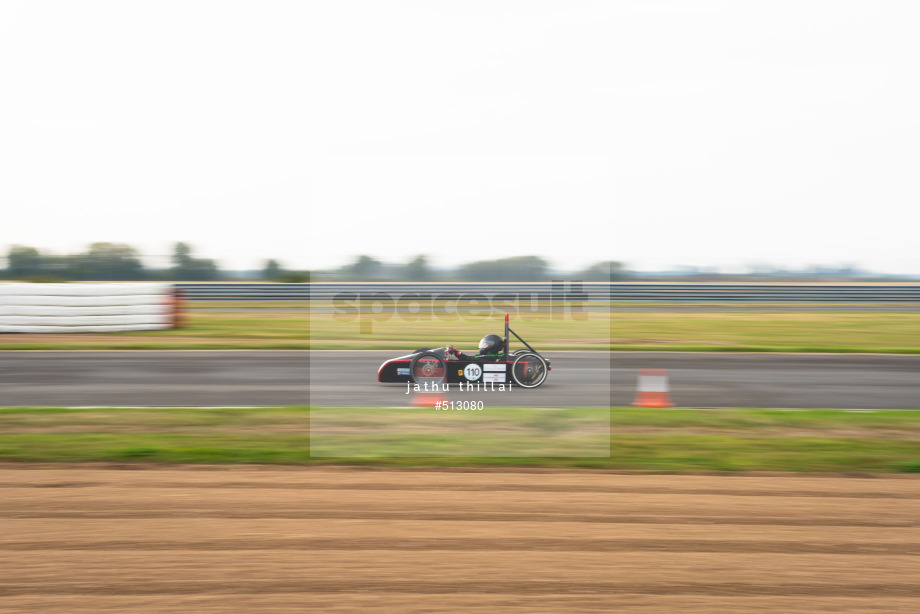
[510,353,548,388]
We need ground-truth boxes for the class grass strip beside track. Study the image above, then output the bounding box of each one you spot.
[2,307,920,352]
[0,407,918,473]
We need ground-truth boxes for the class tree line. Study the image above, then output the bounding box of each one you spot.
[3,243,224,282]
[331,255,626,282]
[1,244,625,282]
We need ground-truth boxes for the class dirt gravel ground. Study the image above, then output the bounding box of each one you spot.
[2,466,919,613]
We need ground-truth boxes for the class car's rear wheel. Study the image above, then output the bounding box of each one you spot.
[410,352,446,387]
[510,353,548,388]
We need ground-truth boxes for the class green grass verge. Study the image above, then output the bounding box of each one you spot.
[1,406,918,473]
[2,307,920,352]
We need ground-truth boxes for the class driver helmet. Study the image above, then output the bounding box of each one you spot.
[478,334,504,355]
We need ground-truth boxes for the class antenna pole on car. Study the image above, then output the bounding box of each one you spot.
[504,313,509,359]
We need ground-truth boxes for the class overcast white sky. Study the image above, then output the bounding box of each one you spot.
[1,1,918,273]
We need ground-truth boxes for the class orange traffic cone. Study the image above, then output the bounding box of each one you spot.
[632,369,674,408]
[410,385,447,408]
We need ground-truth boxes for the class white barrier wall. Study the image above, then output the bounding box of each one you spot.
[0,283,177,333]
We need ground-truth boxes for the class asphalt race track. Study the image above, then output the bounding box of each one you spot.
[1,351,919,408]
[0,351,309,407]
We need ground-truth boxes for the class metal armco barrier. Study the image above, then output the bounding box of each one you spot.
[174,283,920,302]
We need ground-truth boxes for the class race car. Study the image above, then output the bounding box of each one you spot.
[377,313,551,388]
